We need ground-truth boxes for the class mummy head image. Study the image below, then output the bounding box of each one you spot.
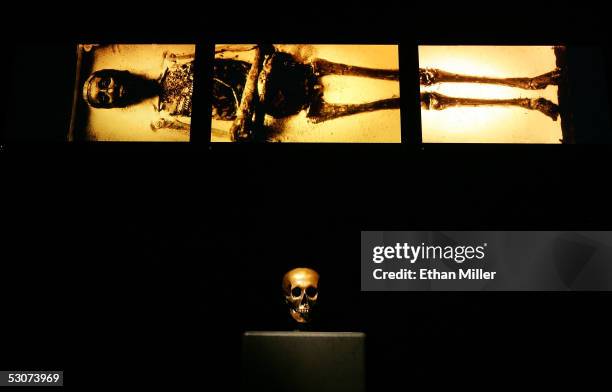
[69,44,196,141]
[419,46,569,144]
[211,44,401,143]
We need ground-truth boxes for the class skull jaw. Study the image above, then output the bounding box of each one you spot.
[289,308,311,324]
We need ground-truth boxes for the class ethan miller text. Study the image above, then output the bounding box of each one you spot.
[421,268,496,280]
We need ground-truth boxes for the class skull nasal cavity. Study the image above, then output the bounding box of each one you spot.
[291,287,302,297]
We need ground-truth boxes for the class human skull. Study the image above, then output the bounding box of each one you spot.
[282,268,319,324]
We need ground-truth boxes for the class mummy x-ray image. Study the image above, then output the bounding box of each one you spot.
[211,44,401,142]
[69,44,195,141]
[419,46,570,143]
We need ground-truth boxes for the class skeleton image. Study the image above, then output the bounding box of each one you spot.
[419,66,562,120]
[282,268,320,324]
[213,44,400,142]
[69,44,196,141]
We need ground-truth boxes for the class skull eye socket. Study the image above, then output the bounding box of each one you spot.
[291,287,302,297]
[306,286,318,298]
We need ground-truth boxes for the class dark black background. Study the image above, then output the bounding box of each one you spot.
[2,3,612,390]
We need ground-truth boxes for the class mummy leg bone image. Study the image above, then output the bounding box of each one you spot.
[419,67,562,90]
[282,268,320,324]
[419,66,562,120]
[418,46,567,143]
[420,92,559,121]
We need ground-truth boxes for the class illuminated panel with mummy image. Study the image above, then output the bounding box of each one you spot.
[419,46,569,143]
[69,44,195,141]
[211,44,401,143]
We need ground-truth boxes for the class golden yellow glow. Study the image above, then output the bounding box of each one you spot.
[84,44,195,141]
[419,46,562,143]
[212,44,401,143]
